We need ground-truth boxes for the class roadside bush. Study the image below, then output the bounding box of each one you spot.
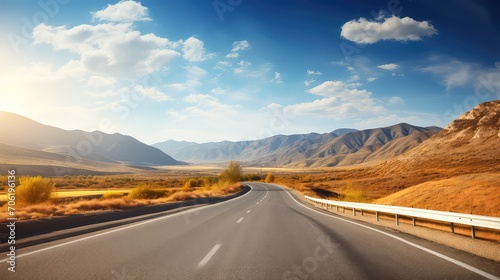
[265,172,275,183]
[219,161,243,183]
[184,178,203,189]
[101,192,124,200]
[17,176,55,205]
[127,184,166,199]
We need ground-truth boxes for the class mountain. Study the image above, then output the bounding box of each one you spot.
[331,128,358,136]
[379,100,500,173]
[369,100,500,214]
[154,123,441,167]
[0,112,182,171]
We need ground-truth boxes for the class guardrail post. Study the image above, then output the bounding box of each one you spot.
[471,226,476,239]
[342,207,345,213]
[361,209,364,216]
[376,211,379,221]
[336,206,339,212]
[412,217,416,226]
[450,223,455,233]
[353,208,356,216]
[395,214,399,225]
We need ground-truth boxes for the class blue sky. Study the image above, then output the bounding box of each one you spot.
[1,0,499,143]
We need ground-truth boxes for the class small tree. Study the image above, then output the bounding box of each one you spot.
[265,172,275,183]
[17,176,55,204]
[219,161,243,183]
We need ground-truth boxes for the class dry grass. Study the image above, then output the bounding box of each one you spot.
[275,168,499,217]
[101,192,125,200]
[374,173,500,216]
[0,183,243,223]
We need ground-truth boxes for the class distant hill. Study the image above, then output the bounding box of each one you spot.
[0,112,182,173]
[154,124,440,167]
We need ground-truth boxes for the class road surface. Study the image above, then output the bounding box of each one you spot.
[1,183,499,279]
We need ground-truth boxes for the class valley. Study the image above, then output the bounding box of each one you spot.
[0,100,499,219]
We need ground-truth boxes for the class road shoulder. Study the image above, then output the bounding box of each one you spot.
[282,185,500,263]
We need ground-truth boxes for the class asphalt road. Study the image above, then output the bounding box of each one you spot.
[1,183,499,279]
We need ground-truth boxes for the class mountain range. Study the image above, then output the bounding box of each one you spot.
[153,124,441,167]
[0,112,182,175]
[5,99,500,176]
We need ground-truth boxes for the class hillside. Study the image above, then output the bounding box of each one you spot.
[282,100,500,216]
[374,173,499,216]
[154,124,440,167]
[0,112,182,174]
[376,100,500,175]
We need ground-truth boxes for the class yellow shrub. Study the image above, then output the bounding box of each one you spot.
[128,184,166,199]
[101,192,124,200]
[265,172,275,183]
[17,176,55,205]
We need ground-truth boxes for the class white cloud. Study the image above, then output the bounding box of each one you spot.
[341,15,437,44]
[304,78,316,87]
[92,0,151,22]
[283,81,386,119]
[214,61,232,71]
[231,40,250,52]
[33,23,180,78]
[210,87,225,95]
[179,94,241,122]
[167,79,201,92]
[367,77,377,82]
[225,52,239,59]
[266,103,282,110]
[269,72,283,84]
[226,40,250,59]
[307,70,322,76]
[391,72,405,77]
[387,96,404,105]
[377,63,399,70]
[347,75,360,83]
[185,65,207,78]
[87,76,116,91]
[233,60,251,74]
[135,85,169,101]
[182,36,214,62]
[284,97,338,115]
[419,60,472,90]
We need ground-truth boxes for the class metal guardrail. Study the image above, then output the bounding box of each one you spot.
[305,196,500,238]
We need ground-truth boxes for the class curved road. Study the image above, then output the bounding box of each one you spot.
[1,183,499,279]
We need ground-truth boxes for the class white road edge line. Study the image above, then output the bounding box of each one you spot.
[197,244,221,268]
[236,217,244,223]
[277,184,500,280]
[0,185,254,264]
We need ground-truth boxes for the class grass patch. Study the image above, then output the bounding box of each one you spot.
[101,192,125,200]
[128,184,167,199]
